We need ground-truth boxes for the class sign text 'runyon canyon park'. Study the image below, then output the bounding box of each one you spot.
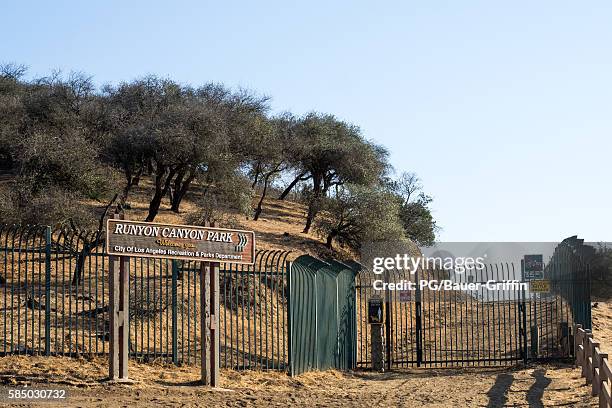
[106,219,256,264]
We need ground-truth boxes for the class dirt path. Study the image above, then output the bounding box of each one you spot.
[0,355,598,407]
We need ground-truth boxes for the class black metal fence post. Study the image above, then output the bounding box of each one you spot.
[415,268,423,367]
[171,260,178,365]
[44,226,51,356]
[519,289,528,364]
[384,269,392,371]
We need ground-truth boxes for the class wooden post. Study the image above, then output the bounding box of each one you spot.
[109,213,129,381]
[585,332,594,383]
[200,220,220,387]
[590,338,601,385]
[601,360,612,408]
[602,382,612,408]
[575,324,583,367]
[594,348,608,397]
[581,329,591,378]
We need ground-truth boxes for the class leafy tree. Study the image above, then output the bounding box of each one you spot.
[315,184,405,250]
[0,68,113,226]
[389,172,438,246]
[97,77,189,218]
[249,113,295,220]
[0,64,27,171]
[186,170,254,226]
[280,113,389,233]
[184,84,270,216]
[98,78,269,221]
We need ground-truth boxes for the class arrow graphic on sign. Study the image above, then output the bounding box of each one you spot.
[235,233,248,252]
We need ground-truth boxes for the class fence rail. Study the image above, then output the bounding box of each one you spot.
[0,224,290,370]
[574,324,612,407]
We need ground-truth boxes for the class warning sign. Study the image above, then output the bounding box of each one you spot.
[529,279,550,293]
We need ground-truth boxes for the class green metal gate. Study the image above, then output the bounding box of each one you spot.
[288,256,357,375]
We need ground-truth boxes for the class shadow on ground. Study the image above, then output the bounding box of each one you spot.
[484,368,552,408]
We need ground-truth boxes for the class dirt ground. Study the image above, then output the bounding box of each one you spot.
[0,355,599,407]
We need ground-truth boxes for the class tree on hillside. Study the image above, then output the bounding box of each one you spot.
[315,184,405,250]
[248,113,295,220]
[180,85,270,216]
[99,78,269,222]
[1,70,104,193]
[0,68,112,226]
[0,64,27,171]
[389,172,438,246]
[279,113,389,233]
[186,169,253,226]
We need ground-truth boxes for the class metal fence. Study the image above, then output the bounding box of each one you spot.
[356,252,591,369]
[0,225,290,370]
[356,263,526,368]
[546,236,592,330]
[0,224,593,373]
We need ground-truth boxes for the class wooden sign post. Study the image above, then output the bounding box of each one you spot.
[105,218,255,387]
[201,220,219,386]
[109,213,129,381]
[201,255,220,384]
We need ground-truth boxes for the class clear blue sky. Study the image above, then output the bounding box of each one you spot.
[2,1,611,241]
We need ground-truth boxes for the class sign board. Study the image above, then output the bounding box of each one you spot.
[368,296,385,324]
[399,290,412,303]
[523,254,544,280]
[106,219,255,265]
[529,279,550,293]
